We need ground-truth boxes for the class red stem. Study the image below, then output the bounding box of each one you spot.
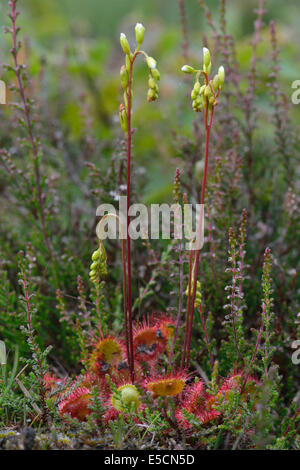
[125,55,136,383]
[185,78,215,369]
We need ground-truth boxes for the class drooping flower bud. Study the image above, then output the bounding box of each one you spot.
[181,65,195,74]
[120,33,131,56]
[146,56,157,69]
[148,77,156,89]
[120,65,129,90]
[135,23,145,45]
[152,68,160,81]
[218,66,225,87]
[147,88,158,102]
[193,81,201,94]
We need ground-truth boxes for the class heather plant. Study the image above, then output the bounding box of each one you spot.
[0,0,299,451]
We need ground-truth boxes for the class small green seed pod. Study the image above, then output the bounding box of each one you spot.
[120,33,131,56]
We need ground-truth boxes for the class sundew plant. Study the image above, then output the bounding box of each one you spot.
[0,0,299,451]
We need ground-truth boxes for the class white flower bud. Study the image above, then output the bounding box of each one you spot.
[203,47,211,67]
[218,66,225,86]
[146,56,157,69]
[181,65,195,74]
[135,23,145,45]
[120,33,131,55]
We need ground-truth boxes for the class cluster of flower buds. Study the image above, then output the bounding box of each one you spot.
[119,23,160,133]
[181,47,225,113]
[146,56,160,102]
[89,241,107,286]
[185,279,202,308]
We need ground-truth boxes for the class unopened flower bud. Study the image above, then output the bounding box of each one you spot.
[120,65,129,90]
[120,33,131,56]
[135,23,145,45]
[203,62,212,75]
[125,54,131,72]
[146,56,157,69]
[204,85,211,97]
[218,66,225,86]
[213,74,220,90]
[119,104,128,134]
[91,250,100,261]
[191,89,198,100]
[193,81,201,93]
[181,65,195,74]
[203,47,211,67]
[152,68,160,81]
[148,77,156,89]
[147,88,157,102]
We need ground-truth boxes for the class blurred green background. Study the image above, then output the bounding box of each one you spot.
[0,0,299,200]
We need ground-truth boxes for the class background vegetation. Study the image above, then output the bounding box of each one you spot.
[0,0,299,450]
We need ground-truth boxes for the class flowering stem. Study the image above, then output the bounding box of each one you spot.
[185,75,215,369]
[125,53,138,384]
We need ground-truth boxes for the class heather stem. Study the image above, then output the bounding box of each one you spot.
[10,0,58,288]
